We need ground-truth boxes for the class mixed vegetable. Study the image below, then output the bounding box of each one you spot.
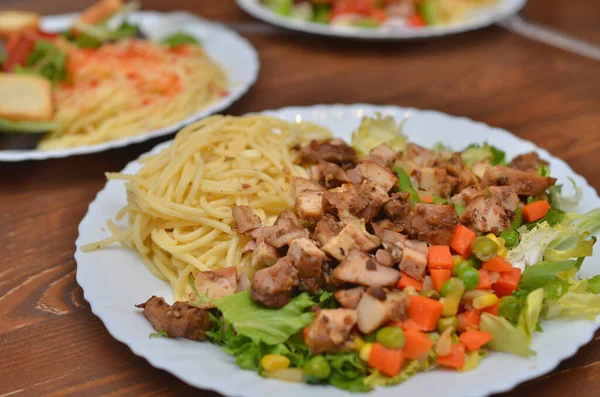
[261,0,498,29]
[138,115,600,391]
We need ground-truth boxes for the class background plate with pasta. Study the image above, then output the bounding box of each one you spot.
[75,104,600,397]
[237,0,525,40]
[0,11,259,162]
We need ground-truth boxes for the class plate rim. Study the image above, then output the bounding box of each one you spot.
[75,103,600,397]
[0,10,260,162]
[236,0,527,40]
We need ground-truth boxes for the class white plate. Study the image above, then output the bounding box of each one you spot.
[75,104,600,397]
[0,11,259,162]
[237,0,525,40]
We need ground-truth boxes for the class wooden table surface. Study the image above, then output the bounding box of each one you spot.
[1,0,599,396]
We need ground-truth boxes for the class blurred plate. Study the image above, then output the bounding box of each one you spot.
[237,0,526,39]
[76,103,600,397]
[0,11,259,162]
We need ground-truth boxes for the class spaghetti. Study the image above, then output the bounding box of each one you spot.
[83,115,331,301]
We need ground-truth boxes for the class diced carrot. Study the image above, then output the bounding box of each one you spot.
[476,269,492,289]
[401,318,421,332]
[430,269,452,292]
[397,273,423,291]
[370,8,388,23]
[482,256,513,272]
[459,330,493,351]
[493,267,522,297]
[481,302,499,316]
[408,14,426,27]
[457,309,480,331]
[451,225,476,258]
[402,330,433,360]
[522,200,551,222]
[428,245,454,270]
[302,327,309,341]
[368,343,406,377]
[408,296,444,332]
[437,344,465,370]
[420,192,434,203]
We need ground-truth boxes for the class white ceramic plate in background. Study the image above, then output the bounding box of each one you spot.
[0,11,259,162]
[237,0,526,40]
[75,104,600,397]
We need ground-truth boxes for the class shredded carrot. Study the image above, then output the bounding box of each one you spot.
[368,343,406,377]
[408,296,444,332]
[428,245,454,270]
[476,269,492,289]
[430,269,452,292]
[459,330,493,351]
[482,256,513,272]
[397,273,424,291]
[522,200,551,222]
[451,225,476,258]
[402,330,433,360]
[493,267,522,297]
[437,344,465,370]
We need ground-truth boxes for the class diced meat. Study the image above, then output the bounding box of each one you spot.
[322,190,362,225]
[471,159,491,180]
[296,190,324,221]
[294,177,325,193]
[356,289,408,334]
[411,167,457,198]
[300,138,359,168]
[488,186,520,212]
[508,152,548,173]
[451,186,482,207]
[136,296,211,341]
[375,249,393,267]
[373,227,406,264]
[313,214,340,247]
[322,221,381,261]
[347,160,398,192]
[264,211,309,248]
[445,153,479,192]
[251,257,298,308]
[237,272,250,292]
[355,181,389,222]
[311,161,350,189]
[409,203,460,246]
[422,275,434,292]
[334,287,366,309]
[251,241,279,268]
[332,250,401,288]
[400,240,428,280]
[482,165,556,196]
[242,239,257,253]
[232,205,261,235]
[368,143,397,167]
[405,143,438,167]
[383,191,412,221]
[304,308,358,354]
[461,194,511,234]
[288,238,327,279]
[192,267,238,308]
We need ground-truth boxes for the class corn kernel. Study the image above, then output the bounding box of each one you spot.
[403,286,418,296]
[497,245,508,258]
[353,334,366,351]
[359,343,373,362]
[473,293,499,309]
[452,255,464,265]
[261,354,290,372]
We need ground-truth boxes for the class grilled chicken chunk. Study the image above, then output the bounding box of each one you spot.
[294,177,325,193]
[383,192,412,221]
[332,250,401,288]
[264,210,310,248]
[373,227,406,264]
[412,167,457,198]
[400,239,429,280]
[445,153,479,192]
[300,138,359,168]
[368,143,397,168]
[488,186,520,212]
[296,189,324,221]
[232,205,261,235]
[251,241,279,268]
[250,257,298,308]
[288,238,327,279]
[313,214,340,247]
[482,165,556,196]
[508,152,548,173]
[334,287,366,309]
[461,194,511,234]
[409,203,460,246]
[192,267,238,308]
[312,160,350,189]
[136,296,211,340]
[304,308,358,354]
[356,289,408,334]
[322,221,380,261]
[347,160,398,192]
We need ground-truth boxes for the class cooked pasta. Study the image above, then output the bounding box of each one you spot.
[82,115,331,300]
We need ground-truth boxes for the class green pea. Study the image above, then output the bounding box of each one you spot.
[440,279,454,297]
[471,236,499,261]
[452,260,472,277]
[303,355,331,383]
[500,229,519,248]
[376,326,405,349]
[459,267,480,290]
[498,296,522,323]
[463,257,482,270]
[437,316,458,333]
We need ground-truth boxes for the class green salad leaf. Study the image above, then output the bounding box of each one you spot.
[479,313,535,357]
[325,352,370,392]
[0,117,58,134]
[161,32,200,47]
[461,143,506,167]
[351,113,408,155]
[518,260,578,292]
[517,288,544,342]
[213,290,315,345]
[588,275,600,294]
[392,166,420,205]
[15,40,67,84]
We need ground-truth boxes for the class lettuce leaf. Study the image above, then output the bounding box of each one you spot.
[544,278,600,320]
[479,313,535,357]
[518,260,578,292]
[325,352,371,392]
[461,143,506,167]
[213,291,315,345]
[517,288,544,342]
[569,208,600,236]
[351,113,408,155]
[508,223,562,270]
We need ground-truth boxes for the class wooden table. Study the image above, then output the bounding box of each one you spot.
[1,0,599,395]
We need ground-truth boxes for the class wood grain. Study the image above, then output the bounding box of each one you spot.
[1,0,599,396]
